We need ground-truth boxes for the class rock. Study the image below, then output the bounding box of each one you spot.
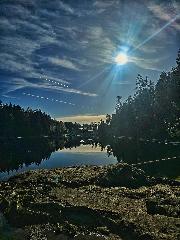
[0,164,179,239]
[146,196,180,217]
[98,164,150,188]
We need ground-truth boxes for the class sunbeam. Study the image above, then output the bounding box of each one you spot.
[131,14,180,52]
[78,66,111,89]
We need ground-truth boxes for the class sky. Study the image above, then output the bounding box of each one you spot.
[0,0,179,123]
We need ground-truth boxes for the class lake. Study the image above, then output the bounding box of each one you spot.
[0,140,117,180]
[0,138,179,181]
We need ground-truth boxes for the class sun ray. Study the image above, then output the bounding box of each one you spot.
[131,14,180,52]
[78,66,111,89]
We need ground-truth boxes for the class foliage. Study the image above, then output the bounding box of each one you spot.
[98,50,180,140]
[0,103,65,137]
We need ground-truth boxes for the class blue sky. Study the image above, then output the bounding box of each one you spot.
[0,0,179,122]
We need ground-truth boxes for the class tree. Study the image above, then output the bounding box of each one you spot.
[101,50,180,141]
[0,101,66,137]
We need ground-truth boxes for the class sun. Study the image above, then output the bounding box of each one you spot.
[115,52,128,65]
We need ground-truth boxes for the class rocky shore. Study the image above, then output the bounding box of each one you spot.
[0,163,179,240]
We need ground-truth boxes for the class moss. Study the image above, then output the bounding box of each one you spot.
[0,164,179,240]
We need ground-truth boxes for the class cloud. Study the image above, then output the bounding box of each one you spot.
[0,53,67,84]
[0,17,17,30]
[0,55,33,74]
[148,2,180,30]
[129,55,166,72]
[1,77,97,98]
[93,0,118,9]
[57,114,106,124]
[48,57,81,71]
[84,26,116,65]
[0,2,32,19]
[58,1,74,14]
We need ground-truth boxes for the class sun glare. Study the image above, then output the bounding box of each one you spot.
[115,52,128,65]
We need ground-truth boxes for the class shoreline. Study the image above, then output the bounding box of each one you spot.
[0,163,179,239]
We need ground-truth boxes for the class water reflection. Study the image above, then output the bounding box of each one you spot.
[104,138,180,179]
[0,138,65,173]
[0,137,179,181]
[0,138,117,180]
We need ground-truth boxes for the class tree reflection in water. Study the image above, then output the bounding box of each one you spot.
[100,138,180,180]
[0,137,80,173]
[0,137,179,180]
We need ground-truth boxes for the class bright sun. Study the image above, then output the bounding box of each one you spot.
[115,52,128,65]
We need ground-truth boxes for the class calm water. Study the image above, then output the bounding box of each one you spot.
[0,140,117,180]
[0,138,179,181]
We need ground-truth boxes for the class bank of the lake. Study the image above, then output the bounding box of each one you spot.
[0,163,179,240]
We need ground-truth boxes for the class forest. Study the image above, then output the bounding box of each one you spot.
[0,101,97,140]
[0,102,65,137]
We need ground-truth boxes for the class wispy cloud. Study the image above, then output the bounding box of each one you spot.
[148,2,180,30]
[130,55,166,72]
[1,77,97,98]
[48,57,81,71]
[58,1,74,14]
[93,0,118,9]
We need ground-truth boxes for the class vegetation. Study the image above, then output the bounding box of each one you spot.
[0,102,65,137]
[98,50,180,141]
[0,101,99,141]
[0,164,179,239]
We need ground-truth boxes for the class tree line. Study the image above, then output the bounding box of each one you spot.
[0,101,98,139]
[98,50,180,141]
[0,102,66,137]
